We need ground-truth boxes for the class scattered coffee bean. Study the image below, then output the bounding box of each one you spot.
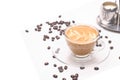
[48,30,52,33]
[80,66,85,70]
[98,30,101,33]
[44,62,49,65]
[47,46,51,50]
[40,24,43,26]
[72,20,75,23]
[108,40,112,44]
[58,15,62,18]
[110,46,114,50]
[52,55,56,58]
[53,26,58,30]
[105,36,108,39]
[62,78,66,80]
[55,36,60,40]
[75,73,79,77]
[119,56,120,60]
[94,67,99,70]
[70,75,74,78]
[100,36,103,38]
[59,26,61,28]
[58,66,64,73]
[53,74,58,78]
[65,22,70,26]
[37,25,41,29]
[64,65,68,70]
[59,20,64,25]
[37,29,41,32]
[51,37,55,41]
[35,28,38,31]
[53,64,57,67]
[98,44,102,47]
[25,30,29,33]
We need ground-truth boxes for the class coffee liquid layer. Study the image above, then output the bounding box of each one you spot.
[65,25,98,44]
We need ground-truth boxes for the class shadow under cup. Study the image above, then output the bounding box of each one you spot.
[64,25,99,59]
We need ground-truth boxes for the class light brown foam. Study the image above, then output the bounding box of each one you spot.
[65,25,98,44]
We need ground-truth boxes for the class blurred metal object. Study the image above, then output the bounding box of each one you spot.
[97,1,120,33]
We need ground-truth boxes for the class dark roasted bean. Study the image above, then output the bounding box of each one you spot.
[64,65,68,70]
[53,64,57,67]
[44,62,49,65]
[53,74,58,78]
[49,30,52,33]
[58,66,64,73]
[108,40,112,44]
[94,67,99,70]
[80,66,85,70]
[35,28,38,31]
[40,24,42,26]
[47,46,51,50]
[62,78,66,80]
[51,37,55,41]
[59,26,61,28]
[75,73,79,77]
[58,15,62,18]
[52,55,56,58]
[56,36,60,40]
[105,36,108,39]
[119,56,120,60]
[98,30,101,33]
[72,20,75,23]
[110,46,114,50]
[25,30,29,33]
[70,75,74,78]
[53,26,58,30]
[38,29,41,32]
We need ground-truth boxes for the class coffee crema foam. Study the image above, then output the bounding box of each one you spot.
[65,25,98,44]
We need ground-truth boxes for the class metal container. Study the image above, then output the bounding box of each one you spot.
[97,1,120,33]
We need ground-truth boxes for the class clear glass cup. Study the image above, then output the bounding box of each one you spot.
[64,25,100,59]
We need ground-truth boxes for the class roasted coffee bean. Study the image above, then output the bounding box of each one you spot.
[48,30,52,33]
[58,29,61,31]
[72,76,78,80]
[80,66,85,70]
[65,22,70,26]
[25,30,29,33]
[94,67,99,70]
[51,37,55,41]
[105,36,108,39]
[38,29,41,32]
[59,20,64,25]
[100,36,103,38]
[40,24,43,26]
[119,56,120,60]
[43,38,46,41]
[46,21,50,25]
[53,26,58,30]
[58,66,64,73]
[70,75,74,78]
[47,46,51,50]
[58,15,62,18]
[64,65,68,70]
[37,25,41,29]
[53,64,57,67]
[108,40,112,44]
[35,28,38,31]
[75,73,79,77]
[56,36,60,40]
[98,44,102,47]
[62,78,66,80]
[49,28,52,30]
[98,30,101,33]
[72,20,75,23]
[52,55,56,58]
[44,62,49,65]
[53,74,58,78]
[110,46,114,50]
[59,26,61,28]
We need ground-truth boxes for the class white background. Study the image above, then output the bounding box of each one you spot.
[0,0,120,80]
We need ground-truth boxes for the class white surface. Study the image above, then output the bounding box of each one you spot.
[0,0,120,80]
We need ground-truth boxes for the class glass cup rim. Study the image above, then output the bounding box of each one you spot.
[64,24,100,45]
